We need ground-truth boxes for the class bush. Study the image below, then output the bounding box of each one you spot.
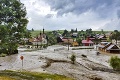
[70,54,76,64]
[43,44,48,48]
[0,53,7,57]
[109,56,120,70]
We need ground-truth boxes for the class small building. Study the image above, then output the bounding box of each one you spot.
[71,32,78,38]
[82,38,94,46]
[106,44,120,53]
[32,38,47,45]
[97,42,112,52]
[97,42,120,53]
[62,38,74,46]
[98,35,107,42]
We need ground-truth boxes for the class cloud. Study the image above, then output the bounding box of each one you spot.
[117,10,120,19]
[20,0,120,31]
[99,19,120,30]
[43,0,117,17]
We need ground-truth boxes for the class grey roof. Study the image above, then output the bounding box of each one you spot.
[106,44,119,50]
[97,44,105,48]
[106,45,114,50]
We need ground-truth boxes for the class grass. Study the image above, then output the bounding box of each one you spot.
[0,76,16,80]
[0,70,74,80]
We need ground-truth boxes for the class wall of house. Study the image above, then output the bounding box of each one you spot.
[32,39,47,45]
[83,43,93,46]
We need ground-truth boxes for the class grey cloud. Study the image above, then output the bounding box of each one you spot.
[20,0,120,31]
[99,19,120,31]
[117,10,120,19]
[45,14,54,18]
[43,0,119,17]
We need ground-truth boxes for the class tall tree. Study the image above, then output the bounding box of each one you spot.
[0,0,28,54]
[62,29,68,36]
[110,30,120,45]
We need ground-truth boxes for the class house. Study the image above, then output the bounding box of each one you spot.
[82,38,94,46]
[106,44,120,53]
[71,32,78,38]
[32,37,47,45]
[29,28,48,48]
[98,35,107,42]
[97,42,112,52]
[97,42,120,53]
[62,38,74,45]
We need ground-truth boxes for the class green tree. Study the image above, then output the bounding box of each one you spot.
[110,56,120,70]
[76,38,82,46]
[0,0,28,54]
[110,30,120,44]
[70,54,76,64]
[62,29,68,36]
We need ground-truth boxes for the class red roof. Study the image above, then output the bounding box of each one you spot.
[82,40,93,44]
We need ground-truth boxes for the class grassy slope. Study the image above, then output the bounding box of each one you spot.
[0,70,74,80]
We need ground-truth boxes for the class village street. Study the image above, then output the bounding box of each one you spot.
[0,45,120,80]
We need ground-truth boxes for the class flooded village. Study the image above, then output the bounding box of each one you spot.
[1,0,120,80]
[0,28,120,80]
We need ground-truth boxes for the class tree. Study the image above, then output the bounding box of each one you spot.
[32,28,34,31]
[62,29,68,36]
[70,54,76,64]
[75,28,77,32]
[0,0,28,54]
[110,56,120,70]
[76,38,82,46]
[70,29,74,33]
[110,30,120,44]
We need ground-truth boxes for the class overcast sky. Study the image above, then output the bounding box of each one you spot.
[20,0,120,31]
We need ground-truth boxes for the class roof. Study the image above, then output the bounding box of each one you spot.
[62,38,73,43]
[101,42,109,45]
[106,44,119,50]
[82,40,93,44]
[97,42,112,48]
[97,44,105,48]
[106,44,114,50]
[98,35,106,39]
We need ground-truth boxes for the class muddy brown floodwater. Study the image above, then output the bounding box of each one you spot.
[0,45,120,80]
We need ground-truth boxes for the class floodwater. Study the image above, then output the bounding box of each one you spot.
[0,45,120,80]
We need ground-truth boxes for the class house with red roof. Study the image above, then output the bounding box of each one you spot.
[82,38,94,46]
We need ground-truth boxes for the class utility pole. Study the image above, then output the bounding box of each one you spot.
[68,39,69,50]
